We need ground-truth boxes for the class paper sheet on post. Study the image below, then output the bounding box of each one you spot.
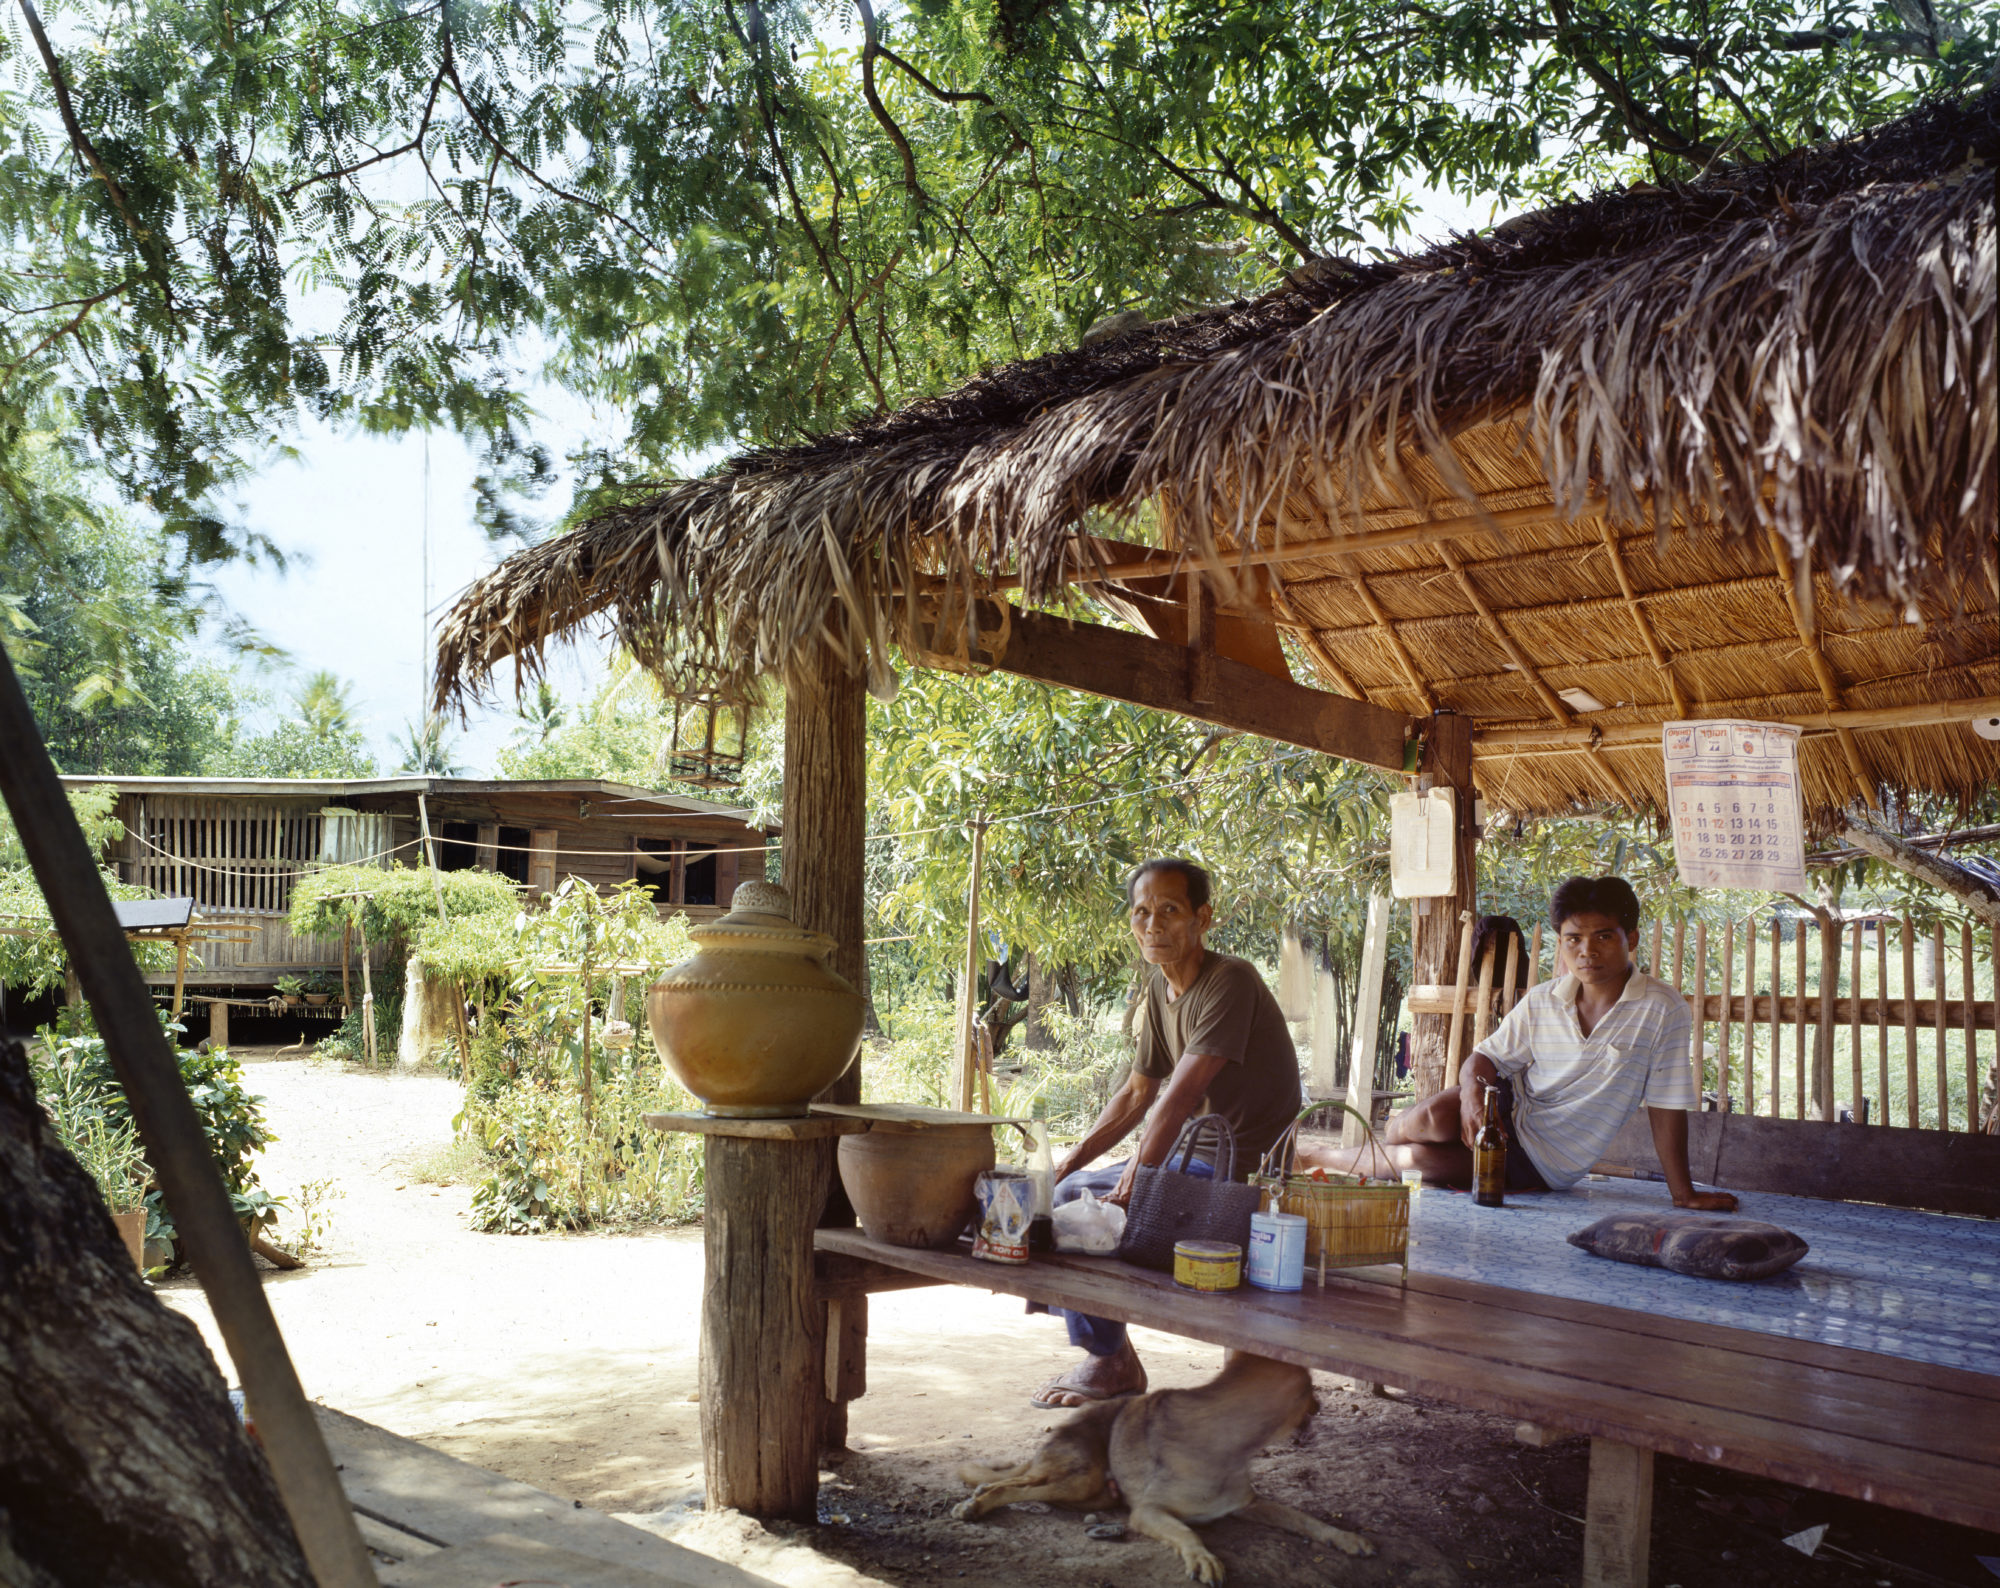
[1390,788,1456,897]
[1663,720,1806,892]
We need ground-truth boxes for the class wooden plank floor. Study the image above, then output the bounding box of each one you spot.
[814,1229,2000,1533]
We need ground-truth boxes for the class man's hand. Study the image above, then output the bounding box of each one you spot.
[1104,1159,1140,1209]
[1458,1087,1484,1151]
[1673,1189,1739,1212]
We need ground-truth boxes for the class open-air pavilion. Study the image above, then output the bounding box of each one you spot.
[423,89,2000,1587]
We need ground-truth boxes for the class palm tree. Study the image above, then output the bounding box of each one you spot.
[293,669,360,738]
[395,716,465,776]
[512,680,567,744]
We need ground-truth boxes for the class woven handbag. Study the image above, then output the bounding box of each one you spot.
[1115,1113,1263,1273]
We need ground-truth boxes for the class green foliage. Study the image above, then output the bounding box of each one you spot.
[0,785,172,995]
[29,1015,282,1261]
[0,0,1983,581]
[289,862,521,948]
[395,718,467,776]
[206,716,378,779]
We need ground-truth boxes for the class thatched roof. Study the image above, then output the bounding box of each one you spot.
[437,90,1998,823]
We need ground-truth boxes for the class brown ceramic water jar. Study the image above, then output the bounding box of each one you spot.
[646,880,865,1116]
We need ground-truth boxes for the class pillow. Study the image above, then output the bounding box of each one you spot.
[1566,1211,1808,1281]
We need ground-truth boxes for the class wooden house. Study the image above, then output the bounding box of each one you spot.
[60,775,770,995]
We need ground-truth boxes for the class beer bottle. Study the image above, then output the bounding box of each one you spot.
[1474,1083,1507,1208]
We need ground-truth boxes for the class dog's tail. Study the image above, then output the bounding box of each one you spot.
[955,1460,1029,1488]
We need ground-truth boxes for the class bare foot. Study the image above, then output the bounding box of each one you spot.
[1031,1341,1146,1408]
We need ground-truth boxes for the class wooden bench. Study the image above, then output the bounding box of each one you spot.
[812,1228,2000,1588]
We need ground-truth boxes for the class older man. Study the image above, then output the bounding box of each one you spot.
[1031,858,1301,1409]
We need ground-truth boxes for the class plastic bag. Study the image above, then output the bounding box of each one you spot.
[1052,1190,1126,1254]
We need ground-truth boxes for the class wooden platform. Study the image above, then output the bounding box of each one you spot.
[814,1228,2000,1585]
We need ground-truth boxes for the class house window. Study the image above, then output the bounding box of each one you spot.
[634,838,675,904]
[683,843,718,906]
[495,826,531,884]
[435,820,480,872]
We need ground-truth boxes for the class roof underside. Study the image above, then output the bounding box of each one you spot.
[435,91,1999,827]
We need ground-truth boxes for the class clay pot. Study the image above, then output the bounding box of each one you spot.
[838,1123,996,1248]
[646,881,864,1117]
[112,1210,146,1272]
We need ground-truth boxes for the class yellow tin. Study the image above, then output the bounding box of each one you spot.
[1172,1240,1243,1292]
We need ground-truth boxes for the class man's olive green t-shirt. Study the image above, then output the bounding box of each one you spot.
[1134,950,1302,1175]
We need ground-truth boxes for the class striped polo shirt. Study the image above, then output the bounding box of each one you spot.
[1475,970,1698,1189]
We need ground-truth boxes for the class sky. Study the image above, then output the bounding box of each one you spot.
[202,188,1489,779]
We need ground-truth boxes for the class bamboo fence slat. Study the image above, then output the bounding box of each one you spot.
[1877,923,1890,1125]
[1965,923,1979,1135]
[1902,917,1919,1129]
[1694,921,1709,1089]
[1851,926,1864,1122]
[1744,920,1759,1115]
[1649,920,1663,980]
[1776,916,1792,1112]
[1800,920,1816,1120]
[1528,921,1545,990]
[1671,917,1686,993]
[1934,919,1950,1131]
[1502,933,1522,1016]
[1719,917,1735,1111]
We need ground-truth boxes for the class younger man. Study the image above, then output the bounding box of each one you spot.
[1314,876,1735,1210]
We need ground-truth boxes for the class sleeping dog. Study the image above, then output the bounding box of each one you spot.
[953,1351,1371,1583]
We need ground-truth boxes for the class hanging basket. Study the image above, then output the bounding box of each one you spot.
[1250,1101,1410,1284]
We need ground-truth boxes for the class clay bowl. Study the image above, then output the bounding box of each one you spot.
[838,1122,996,1248]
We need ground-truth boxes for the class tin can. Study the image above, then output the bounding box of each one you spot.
[1172,1239,1242,1291]
[1245,1210,1308,1292]
[971,1168,1033,1264]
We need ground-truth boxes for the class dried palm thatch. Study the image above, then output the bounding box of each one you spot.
[436,89,1998,822]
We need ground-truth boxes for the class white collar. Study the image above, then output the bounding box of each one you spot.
[1552,969,1649,1008]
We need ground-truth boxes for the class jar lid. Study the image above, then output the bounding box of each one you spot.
[1174,1240,1243,1259]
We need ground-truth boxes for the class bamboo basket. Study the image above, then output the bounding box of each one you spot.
[1251,1101,1410,1285]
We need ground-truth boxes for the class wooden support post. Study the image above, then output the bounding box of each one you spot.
[358,915,378,1066]
[1408,712,1477,1099]
[1583,1438,1654,1588]
[340,920,352,1009]
[1344,894,1392,1147]
[210,996,229,1051]
[170,933,190,1022]
[957,818,988,1114]
[1902,917,1918,1127]
[1186,570,1217,707]
[700,1126,839,1522]
[782,639,869,1453]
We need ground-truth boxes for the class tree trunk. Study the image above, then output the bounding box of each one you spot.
[1841,818,2000,928]
[0,1039,314,1586]
[1023,953,1058,1052]
[1408,712,1478,1099]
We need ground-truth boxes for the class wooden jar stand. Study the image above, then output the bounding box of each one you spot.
[646,1110,870,1522]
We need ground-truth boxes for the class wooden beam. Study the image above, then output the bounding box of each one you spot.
[1767,529,1877,809]
[1266,582,1367,699]
[1598,522,1691,718]
[1583,1438,1654,1588]
[1472,695,2000,749]
[921,602,1412,771]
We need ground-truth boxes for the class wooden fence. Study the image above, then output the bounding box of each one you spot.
[1415,914,1998,1133]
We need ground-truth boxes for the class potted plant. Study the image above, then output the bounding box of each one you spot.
[59,1109,151,1271]
[302,971,336,1008]
[274,974,304,1007]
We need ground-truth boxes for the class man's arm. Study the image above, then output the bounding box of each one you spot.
[1645,1107,1738,1211]
[1104,1050,1231,1206]
[1053,1069,1162,1185]
[1458,1050,1504,1148]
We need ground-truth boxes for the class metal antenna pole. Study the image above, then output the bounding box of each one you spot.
[0,641,376,1587]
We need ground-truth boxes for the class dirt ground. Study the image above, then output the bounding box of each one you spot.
[158,1057,1998,1588]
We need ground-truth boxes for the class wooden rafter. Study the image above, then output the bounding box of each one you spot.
[1437,542,1639,808]
[1266,581,1369,700]
[1344,571,1435,714]
[1767,529,1880,810]
[1598,521,1692,718]
[1474,692,2000,749]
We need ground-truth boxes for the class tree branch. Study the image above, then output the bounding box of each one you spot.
[16,0,148,244]
[854,0,926,203]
